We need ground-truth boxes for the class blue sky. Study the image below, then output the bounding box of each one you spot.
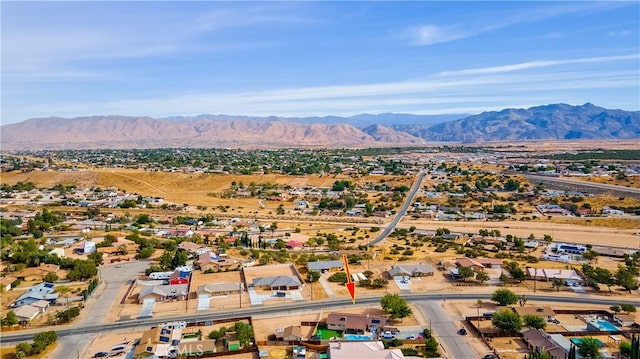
[2,1,639,124]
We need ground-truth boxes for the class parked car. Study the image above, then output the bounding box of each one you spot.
[406,334,417,340]
[458,328,467,335]
[94,353,109,358]
[483,354,497,359]
[381,331,395,339]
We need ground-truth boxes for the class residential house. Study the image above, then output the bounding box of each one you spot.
[12,282,58,307]
[169,271,190,286]
[198,252,235,271]
[526,268,583,284]
[15,264,59,282]
[49,247,66,258]
[521,329,568,359]
[138,284,188,304]
[274,325,303,341]
[196,283,243,296]
[133,326,180,359]
[307,260,344,273]
[455,258,503,272]
[326,313,387,334]
[251,276,302,291]
[178,241,210,256]
[513,306,557,320]
[327,341,404,359]
[12,305,41,322]
[387,264,434,278]
[1,276,17,291]
[286,240,303,249]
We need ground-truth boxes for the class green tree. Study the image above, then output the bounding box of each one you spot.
[458,266,475,281]
[328,272,348,284]
[233,321,254,348]
[492,309,522,334]
[620,304,637,314]
[610,305,622,313]
[43,272,59,283]
[87,251,103,265]
[2,310,18,326]
[551,278,564,291]
[616,267,639,293]
[523,315,546,330]
[619,341,632,358]
[577,337,602,359]
[492,288,518,306]
[380,293,412,321]
[307,271,321,283]
[475,272,490,285]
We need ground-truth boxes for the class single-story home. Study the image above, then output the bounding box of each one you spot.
[198,252,235,271]
[521,329,568,359]
[15,264,59,282]
[387,264,434,278]
[326,313,387,334]
[12,282,58,307]
[1,276,17,291]
[178,241,210,255]
[513,306,556,320]
[251,275,302,291]
[134,326,178,359]
[196,283,243,296]
[307,260,344,273]
[455,258,503,272]
[13,305,41,322]
[526,268,584,283]
[275,325,303,341]
[138,284,188,304]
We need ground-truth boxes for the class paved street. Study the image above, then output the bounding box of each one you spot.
[415,300,480,359]
[51,261,149,359]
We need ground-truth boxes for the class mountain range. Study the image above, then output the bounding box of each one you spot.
[1,103,638,150]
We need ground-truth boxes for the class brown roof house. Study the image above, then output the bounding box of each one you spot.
[274,326,303,341]
[138,284,188,304]
[326,313,387,334]
[521,329,568,359]
[16,264,59,282]
[455,258,502,272]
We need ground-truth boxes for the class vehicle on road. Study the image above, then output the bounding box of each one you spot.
[458,328,467,335]
[483,354,497,359]
[94,352,109,358]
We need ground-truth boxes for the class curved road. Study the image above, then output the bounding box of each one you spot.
[367,171,426,246]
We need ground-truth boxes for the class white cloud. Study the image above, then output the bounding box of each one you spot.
[409,25,466,46]
[437,54,640,77]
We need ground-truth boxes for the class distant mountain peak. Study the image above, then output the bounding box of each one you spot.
[1,103,637,149]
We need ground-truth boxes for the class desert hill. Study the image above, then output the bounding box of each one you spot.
[1,103,638,149]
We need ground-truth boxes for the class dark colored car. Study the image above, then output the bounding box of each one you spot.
[94,352,109,358]
[458,328,467,335]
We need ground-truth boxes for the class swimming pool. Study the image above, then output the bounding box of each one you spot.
[595,320,619,331]
[344,334,372,341]
[587,320,620,332]
[570,337,605,347]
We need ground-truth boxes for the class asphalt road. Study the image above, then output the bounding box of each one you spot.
[415,300,476,359]
[5,292,638,345]
[367,171,426,246]
[49,261,149,359]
